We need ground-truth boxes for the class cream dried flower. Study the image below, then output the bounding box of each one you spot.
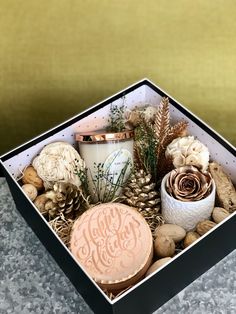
[32,141,85,189]
[125,105,158,129]
[166,165,213,202]
[165,136,209,171]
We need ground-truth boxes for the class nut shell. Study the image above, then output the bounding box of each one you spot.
[154,224,186,243]
[183,231,200,248]
[22,166,44,190]
[212,207,230,224]
[196,220,217,236]
[145,257,172,277]
[154,236,175,258]
[34,194,49,216]
[22,184,38,201]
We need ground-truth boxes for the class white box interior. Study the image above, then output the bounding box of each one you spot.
[3,84,236,183]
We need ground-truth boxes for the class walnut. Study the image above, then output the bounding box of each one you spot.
[196,220,217,235]
[22,166,44,190]
[22,184,38,201]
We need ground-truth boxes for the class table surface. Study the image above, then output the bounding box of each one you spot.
[0,177,235,314]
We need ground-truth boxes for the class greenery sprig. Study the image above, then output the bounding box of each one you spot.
[134,97,188,186]
[106,97,126,132]
[76,152,132,203]
[134,115,159,183]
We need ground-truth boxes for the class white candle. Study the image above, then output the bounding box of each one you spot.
[76,130,134,203]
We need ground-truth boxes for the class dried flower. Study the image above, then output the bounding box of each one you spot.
[32,141,85,189]
[124,105,158,129]
[106,101,126,132]
[166,165,213,202]
[165,136,209,171]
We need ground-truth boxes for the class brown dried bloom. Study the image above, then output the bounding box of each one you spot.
[166,165,213,202]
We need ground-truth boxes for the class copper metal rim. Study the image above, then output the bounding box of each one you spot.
[75,129,134,143]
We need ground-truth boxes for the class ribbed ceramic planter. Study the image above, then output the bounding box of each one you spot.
[161,172,216,231]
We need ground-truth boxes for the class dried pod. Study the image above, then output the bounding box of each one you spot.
[22,166,44,190]
[196,220,217,236]
[154,236,175,258]
[154,224,186,243]
[209,162,236,213]
[145,257,172,277]
[125,110,141,129]
[34,194,49,216]
[183,231,201,248]
[125,105,158,129]
[22,184,38,201]
[212,207,230,224]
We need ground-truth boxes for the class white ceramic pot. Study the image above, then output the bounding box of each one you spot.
[161,173,216,231]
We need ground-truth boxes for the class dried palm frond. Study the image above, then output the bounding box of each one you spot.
[133,97,188,185]
[153,98,188,182]
[153,97,170,140]
[163,120,188,148]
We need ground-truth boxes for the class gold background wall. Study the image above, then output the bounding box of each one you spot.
[0,0,235,154]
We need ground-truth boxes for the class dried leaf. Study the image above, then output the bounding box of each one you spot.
[162,121,188,148]
[154,97,170,140]
[157,155,174,182]
[154,103,188,182]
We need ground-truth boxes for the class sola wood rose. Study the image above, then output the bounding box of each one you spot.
[166,165,213,202]
[161,166,216,231]
[165,136,209,172]
[33,141,85,189]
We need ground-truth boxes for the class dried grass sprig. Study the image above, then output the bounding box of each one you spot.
[49,214,74,247]
[140,211,165,236]
[103,285,133,300]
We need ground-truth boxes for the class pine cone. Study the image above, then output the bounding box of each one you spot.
[45,182,85,219]
[122,169,164,235]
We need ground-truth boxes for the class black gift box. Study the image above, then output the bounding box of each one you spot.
[1,79,235,314]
